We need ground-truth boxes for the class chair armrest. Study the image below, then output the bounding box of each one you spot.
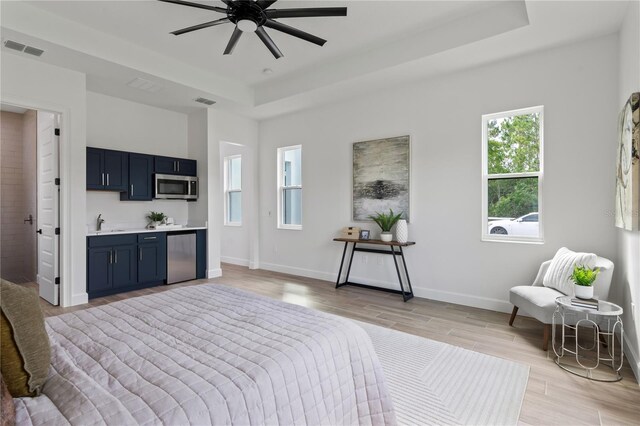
[532,260,552,286]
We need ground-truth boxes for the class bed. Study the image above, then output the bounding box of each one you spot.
[14,285,396,425]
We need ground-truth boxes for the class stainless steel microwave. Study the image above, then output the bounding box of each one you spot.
[154,174,198,200]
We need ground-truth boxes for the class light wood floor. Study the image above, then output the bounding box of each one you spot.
[36,264,640,425]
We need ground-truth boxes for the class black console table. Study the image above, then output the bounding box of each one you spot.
[333,238,415,302]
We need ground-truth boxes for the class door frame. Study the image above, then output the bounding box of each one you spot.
[2,96,71,306]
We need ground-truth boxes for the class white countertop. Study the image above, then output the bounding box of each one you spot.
[87,225,207,236]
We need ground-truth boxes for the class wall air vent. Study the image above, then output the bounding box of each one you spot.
[195,97,216,106]
[4,40,26,52]
[24,46,44,57]
[126,77,163,93]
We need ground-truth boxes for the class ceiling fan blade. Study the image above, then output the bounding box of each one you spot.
[171,18,230,35]
[158,0,227,14]
[265,7,347,19]
[255,27,283,59]
[264,19,326,46]
[256,0,277,9]
[224,27,243,55]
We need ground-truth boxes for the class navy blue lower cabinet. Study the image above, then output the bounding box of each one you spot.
[111,245,137,289]
[87,247,112,293]
[138,233,167,283]
[87,233,167,299]
[196,230,207,279]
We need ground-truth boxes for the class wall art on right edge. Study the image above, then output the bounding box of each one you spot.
[352,135,410,221]
[615,92,640,231]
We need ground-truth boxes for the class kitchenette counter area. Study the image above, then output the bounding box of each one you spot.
[87,226,207,299]
[87,225,207,236]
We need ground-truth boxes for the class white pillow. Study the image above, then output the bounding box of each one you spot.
[543,247,596,295]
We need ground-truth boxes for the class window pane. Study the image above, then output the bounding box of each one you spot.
[283,148,301,186]
[487,177,538,237]
[283,188,301,225]
[229,157,241,190]
[487,112,540,174]
[228,191,241,223]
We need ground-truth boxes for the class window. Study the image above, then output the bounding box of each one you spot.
[224,155,241,226]
[482,106,543,242]
[277,145,302,229]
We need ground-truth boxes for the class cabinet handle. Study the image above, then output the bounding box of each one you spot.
[114,250,117,264]
[102,173,105,186]
[106,173,110,186]
[143,236,157,240]
[131,184,134,197]
[177,161,180,172]
[109,250,113,264]
[139,248,143,261]
[174,161,178,172]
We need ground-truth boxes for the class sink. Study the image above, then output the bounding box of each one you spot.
[94,229,126,234]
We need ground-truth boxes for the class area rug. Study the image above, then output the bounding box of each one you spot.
[359,321,529,426]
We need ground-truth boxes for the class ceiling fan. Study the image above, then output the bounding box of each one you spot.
[159,0,347,59]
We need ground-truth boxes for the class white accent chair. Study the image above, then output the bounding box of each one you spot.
[509,256,614,350]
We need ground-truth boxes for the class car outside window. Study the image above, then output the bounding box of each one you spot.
[482,106,544,243]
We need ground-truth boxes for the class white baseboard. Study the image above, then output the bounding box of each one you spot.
[221,256,250,267]
[260,262,335,282]
[414,288,514,313]
[69,292,88,307]
[207,268,222,279]
[623,333,640,384]
[259,262,513,313]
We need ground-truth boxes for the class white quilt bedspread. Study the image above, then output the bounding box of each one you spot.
[15,285,396,426]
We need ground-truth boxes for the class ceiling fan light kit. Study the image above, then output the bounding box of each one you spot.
[159,0,347,59]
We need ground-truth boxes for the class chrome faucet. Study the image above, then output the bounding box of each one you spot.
[97,214,105,231]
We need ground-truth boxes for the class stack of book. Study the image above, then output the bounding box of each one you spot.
[570,297,599,310]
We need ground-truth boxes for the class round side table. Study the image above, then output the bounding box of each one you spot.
[552,296,624,382]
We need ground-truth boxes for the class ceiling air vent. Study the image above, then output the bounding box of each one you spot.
[24,46,44,57]
[4,40,26,52]
[195,97,216,106]
[3,40,44,57]
[126,77,163,93]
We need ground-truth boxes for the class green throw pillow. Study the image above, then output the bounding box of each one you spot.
[0,280,50,397]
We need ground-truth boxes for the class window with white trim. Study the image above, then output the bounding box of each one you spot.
[224,155,242,226]
[277,145,302,229]
[482,106,544,242]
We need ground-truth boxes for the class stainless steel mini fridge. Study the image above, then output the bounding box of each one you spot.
[167,232,197,284]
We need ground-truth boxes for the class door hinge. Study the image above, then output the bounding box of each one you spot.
[55,277,60,285]
[54,128,60,136]
[55,178,60,185]
[55,227,60,235]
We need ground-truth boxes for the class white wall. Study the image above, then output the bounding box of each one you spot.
[208,110,260,277]
[188,109,209,227]
[258,35,619,313]
[614,0,640,382]
[1,53,87,306]
[86,92,191,229]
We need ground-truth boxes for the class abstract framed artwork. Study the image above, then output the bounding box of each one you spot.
[352,135,410,221]
[615,92,640,231]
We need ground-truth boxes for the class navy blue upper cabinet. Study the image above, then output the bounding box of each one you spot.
[121,153,153,201]
[155,156,197,176]
[86,148,128,191]
[86,148,104,189]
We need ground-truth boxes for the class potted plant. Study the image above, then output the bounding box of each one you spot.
[147,211,166,229]
[570,264,600,299]
[369,209,403,242]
